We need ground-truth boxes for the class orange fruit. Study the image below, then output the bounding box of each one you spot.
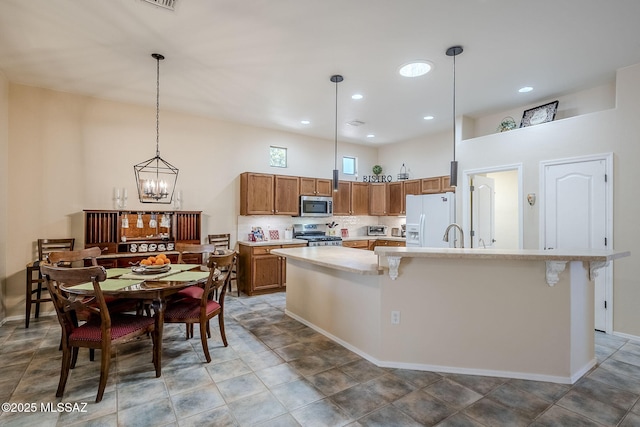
[155,258,165,266]
[140,259,151,266]
[164,258,171,264]
[148,256,156,263]
[157,253,167,259]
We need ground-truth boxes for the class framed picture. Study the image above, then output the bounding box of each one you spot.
[520,101,559,128]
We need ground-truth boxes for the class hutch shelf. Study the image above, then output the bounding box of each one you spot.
[84,210,202,267]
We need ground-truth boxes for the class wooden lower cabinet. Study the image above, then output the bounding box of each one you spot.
[370,239,406,250]
[342,240,372,250]
[343,239,405,250]
[238,243,306,296]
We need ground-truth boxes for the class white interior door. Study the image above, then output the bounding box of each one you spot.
[543,158,610,332]
[471,175,495,248]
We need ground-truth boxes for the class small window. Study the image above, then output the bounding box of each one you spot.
[269,146,287,168]
[343,156,357,175]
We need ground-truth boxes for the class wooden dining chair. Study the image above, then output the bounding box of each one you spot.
[163,252,236,363]
[25,238,75,328]
[49,246,141,326]
[173,243,220,301]
[40,264,158,403]
[207,234,239,296]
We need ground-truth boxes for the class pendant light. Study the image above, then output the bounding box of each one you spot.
[330,74,343,192]
[446,46,463,187]
[134,53,179,204]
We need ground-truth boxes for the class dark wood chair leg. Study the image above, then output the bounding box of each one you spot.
[199,320,211,363]
[34,273,43,319]
[25,268,33,328]
[96,343,110,403]
[219,313,228,347]
[57,346,72,398]
[71,347,79,369]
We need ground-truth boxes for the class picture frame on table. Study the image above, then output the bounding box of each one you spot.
[520,100,559,128]
[251,227,265,241]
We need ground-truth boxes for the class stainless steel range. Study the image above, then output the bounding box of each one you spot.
[293,223,343,247]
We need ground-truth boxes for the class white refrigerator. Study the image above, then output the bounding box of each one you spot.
[405,193,455,247]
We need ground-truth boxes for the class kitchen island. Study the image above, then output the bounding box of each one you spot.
[271,245,630,384]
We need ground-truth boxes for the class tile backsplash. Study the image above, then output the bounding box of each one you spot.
[237,215,405,242]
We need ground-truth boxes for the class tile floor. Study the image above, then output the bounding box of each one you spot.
[1,291,640,426]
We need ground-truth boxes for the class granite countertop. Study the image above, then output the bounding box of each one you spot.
[373,246,630,262]
[238,239,308,247]
[271,246,383,275]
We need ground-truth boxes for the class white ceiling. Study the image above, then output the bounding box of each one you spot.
[2,0,640,145]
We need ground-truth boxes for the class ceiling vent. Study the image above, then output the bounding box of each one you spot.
[347,120,365,127]
[142,0,176,11]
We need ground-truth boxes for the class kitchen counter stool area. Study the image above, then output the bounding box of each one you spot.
[1,292,640,426]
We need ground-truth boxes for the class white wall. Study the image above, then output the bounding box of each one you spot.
[3,65,640,338]
[380,64,640,337]
[0,71,8,320]
[3,83,379,319]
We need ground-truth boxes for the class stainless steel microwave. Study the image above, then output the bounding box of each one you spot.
[300,195,333,217]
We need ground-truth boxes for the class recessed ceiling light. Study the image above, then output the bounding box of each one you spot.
[366,134,375,138]
[352,94,363,100]
[423,115,434,120]
[300,120,310,125]
[399,61,433,77]
[519,86,533,93]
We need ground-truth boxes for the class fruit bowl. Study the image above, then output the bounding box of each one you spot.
[131,264,171,274]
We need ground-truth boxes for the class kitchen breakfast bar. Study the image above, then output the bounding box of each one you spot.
[270,246,630,385]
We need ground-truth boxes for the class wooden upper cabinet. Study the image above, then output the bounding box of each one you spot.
[334,181,368,215]
[404,179,421,196]
[421,177,442,194]
[369,183,387,216]
[387,181,404,216]
[274,175,299,215]
[333,181,352,215]
[441,175,456,193]
[241,172,275,215]
[351,182,370,215]
[300,177,332,196]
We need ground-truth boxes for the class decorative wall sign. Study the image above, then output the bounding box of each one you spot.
[520,101,559,128]
[363,175,393,183]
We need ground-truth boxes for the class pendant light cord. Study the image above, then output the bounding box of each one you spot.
[334,80,338,170]
[452,52,456,162]
[156,55,160,158]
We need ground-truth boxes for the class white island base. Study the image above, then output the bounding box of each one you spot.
[273,246,630,384]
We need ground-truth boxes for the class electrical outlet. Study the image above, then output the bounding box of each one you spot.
[391,310,400,325]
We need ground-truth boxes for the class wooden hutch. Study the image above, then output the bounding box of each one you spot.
[84,210,202,267]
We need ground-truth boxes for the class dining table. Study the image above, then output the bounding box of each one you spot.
[59,263,214,377]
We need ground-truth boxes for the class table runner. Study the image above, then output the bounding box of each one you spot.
[72,279,143,291]
[157,271,210,282]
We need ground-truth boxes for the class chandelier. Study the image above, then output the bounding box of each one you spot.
[134,53,179,204]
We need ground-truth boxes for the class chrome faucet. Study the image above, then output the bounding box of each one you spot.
[478,238,486,249]
[443,223,465,248]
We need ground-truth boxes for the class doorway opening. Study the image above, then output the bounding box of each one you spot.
[461,164,523,249]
